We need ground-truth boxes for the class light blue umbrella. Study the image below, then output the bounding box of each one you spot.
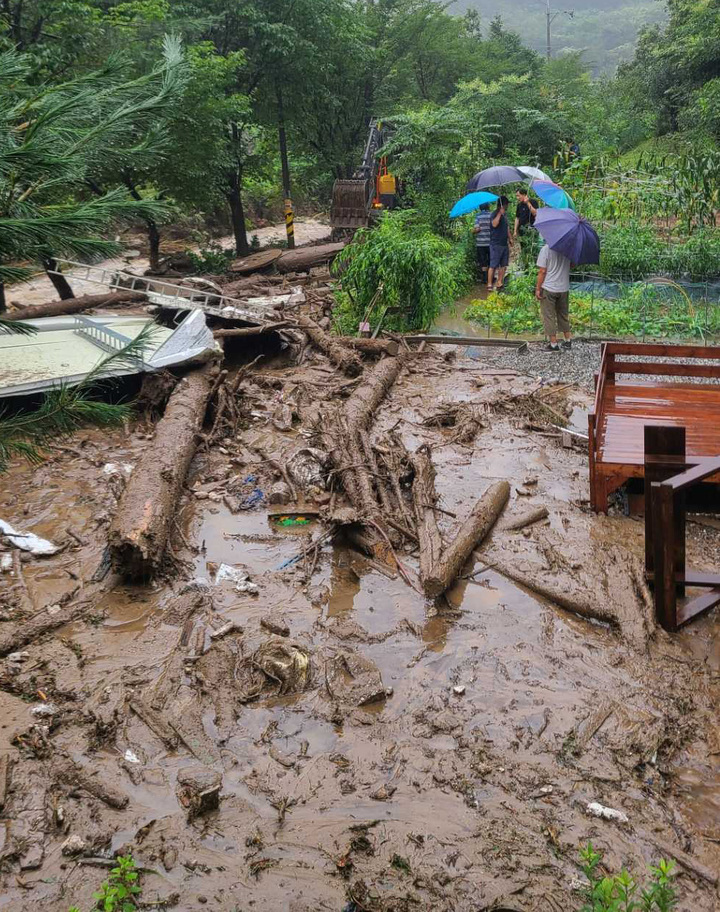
[450,191,498,218]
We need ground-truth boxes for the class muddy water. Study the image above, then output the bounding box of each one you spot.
[1,355,720,911]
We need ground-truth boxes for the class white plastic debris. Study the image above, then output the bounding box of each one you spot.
[214,564,259,594]
[0,519,59,555]
[124,749,140,764]
[0,553,13,572]
[586,801,629,824]
[31,702,58,718]
[452,685,466,696]
[103,463,133,478]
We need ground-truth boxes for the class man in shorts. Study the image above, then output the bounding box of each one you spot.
[535,243,572,352]
[488,196,513,291]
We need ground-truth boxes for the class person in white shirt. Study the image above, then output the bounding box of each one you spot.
[535,243,572,353]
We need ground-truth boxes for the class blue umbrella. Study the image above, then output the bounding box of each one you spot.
[466,165,525,191]
[534,209,600,265]
[531,179,575,210]
[449,191,498,218]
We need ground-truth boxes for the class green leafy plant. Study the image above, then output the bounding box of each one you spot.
[579,843,677,912]
[334,210,470,333]
[67,853,142,912]
[187,243,233,274]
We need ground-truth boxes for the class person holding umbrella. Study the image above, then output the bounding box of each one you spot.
[514,187,539,270]
[488,196,514,291]
[532,208,601,353]
[535,243,572,352]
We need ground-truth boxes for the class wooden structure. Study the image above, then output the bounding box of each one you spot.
[588,342,720,512]
[644,425,720,630]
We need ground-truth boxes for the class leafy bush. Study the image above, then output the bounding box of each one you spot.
[333,211,471,333]
[187,243,234,274]
[579,843,677,911]
[598,225,666,277]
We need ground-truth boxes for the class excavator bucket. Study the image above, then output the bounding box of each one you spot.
[330,179,371,230]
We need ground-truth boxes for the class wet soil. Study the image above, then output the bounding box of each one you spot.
[1,342,720,912]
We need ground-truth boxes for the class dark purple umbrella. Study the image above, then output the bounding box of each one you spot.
[534,208,600,265]
[466,165,525,191]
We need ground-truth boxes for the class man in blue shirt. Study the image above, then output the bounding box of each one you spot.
[472,203,492,285]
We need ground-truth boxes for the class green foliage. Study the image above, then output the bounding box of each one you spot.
[0,38,183,284]
[186,243,233,274]
[69,853,143,912]
[463,273,720,340]
[578,842,677,911]
[334,211,470,333]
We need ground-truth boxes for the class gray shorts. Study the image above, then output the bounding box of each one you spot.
[489,244,509,268]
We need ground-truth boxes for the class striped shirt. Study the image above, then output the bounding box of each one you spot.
[474,211,492,246]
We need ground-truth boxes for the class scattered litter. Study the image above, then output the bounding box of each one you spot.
[586,801,629,824]
[0,553,12,573]
[253,641,310,694]
[274,515,311,527]
[287,447,328,492]
[240,489,264,510]
[6,651,29,666]
[272,403,294,431]
[214,564,259,594]
[123,749,140,764]
[452,685,466,696]
[31,702,58,718]
[0,519,59,555]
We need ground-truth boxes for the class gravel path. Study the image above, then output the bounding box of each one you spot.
[479,339,602,391]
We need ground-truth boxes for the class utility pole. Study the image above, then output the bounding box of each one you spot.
[545,0,574,60]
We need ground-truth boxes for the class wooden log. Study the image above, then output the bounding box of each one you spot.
[9,290,145,322]
[108,363,219,578]
[276,242,345,274]
[344,354,406,434]
[213,322,290,338]
[295,315,362,376]
[422,481,510,598]
[129,698,178,749]
[385,333,526,349]
[0,597,88,657]
[410,446,444,586]
[340,337,399,357]
[500,505,549,532]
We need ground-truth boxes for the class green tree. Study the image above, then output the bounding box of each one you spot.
[0,38,182,308]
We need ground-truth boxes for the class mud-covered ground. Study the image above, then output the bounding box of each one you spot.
[1,338,720,912]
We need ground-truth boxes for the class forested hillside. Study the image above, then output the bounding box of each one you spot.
[451,0,667,72]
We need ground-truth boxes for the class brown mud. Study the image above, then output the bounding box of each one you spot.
[1,339,720,912]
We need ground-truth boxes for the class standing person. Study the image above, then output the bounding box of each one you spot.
[535,243,572,352]
[513,188,538,239]
[488,195,513,291]
[472,203,492,285]
[514,187,539,271]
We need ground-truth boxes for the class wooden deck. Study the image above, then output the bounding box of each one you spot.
[588,343,720,512]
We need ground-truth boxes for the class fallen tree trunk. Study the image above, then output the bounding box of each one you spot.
[213,322,290,338]
[276,242,345,274]
[410,446,444,585]
[322,354,407,559]
[108,362,219,578]
[341,337,399,357]
[295,315,362,376]
[419,479,510,598]
[9,290,145,322]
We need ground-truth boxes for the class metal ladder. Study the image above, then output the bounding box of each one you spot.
[47,258,270,324]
